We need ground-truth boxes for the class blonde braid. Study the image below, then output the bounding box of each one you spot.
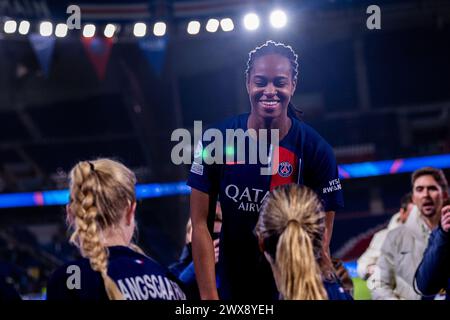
[256,184,327,300]
[69,161,124,300]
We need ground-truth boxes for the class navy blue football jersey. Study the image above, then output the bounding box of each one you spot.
[46,246,186,300]
[187,113,344,300]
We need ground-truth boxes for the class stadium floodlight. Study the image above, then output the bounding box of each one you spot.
[104,24,116,38]
[18,21,30,35]
[55,24,68,38]
[270,9,287,28]
[243,13,260,31]
[82,24,96,37]
[133,22,146,37]
[220,18,234,32]
[40,21,53,36]
[4,20,17,34]
[206,19,219,33]
[187,21,201,35]
[153,22,166,36]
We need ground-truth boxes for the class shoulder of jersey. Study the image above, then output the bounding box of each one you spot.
[299,120,333,151]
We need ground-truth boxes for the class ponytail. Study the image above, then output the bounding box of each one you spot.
[276,221,326,300]
[256,184,327,300]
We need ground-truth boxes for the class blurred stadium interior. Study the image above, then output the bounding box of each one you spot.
[0,0,449,299]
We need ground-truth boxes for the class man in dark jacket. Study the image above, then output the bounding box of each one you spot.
[415,200,449,300]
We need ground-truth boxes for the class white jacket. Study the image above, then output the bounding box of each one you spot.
[369,206,432,300]
[357,212,404,279]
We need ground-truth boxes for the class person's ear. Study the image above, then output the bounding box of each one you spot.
[126,201,136,226]
[258,237,265,253]
[246,79,250,95]
[292,79,297,96]
[258,238,276,265]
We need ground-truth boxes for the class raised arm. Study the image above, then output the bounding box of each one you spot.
[415,209,449,296]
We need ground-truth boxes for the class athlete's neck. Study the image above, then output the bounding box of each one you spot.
[247,113,292,141]
[101,226,131,248]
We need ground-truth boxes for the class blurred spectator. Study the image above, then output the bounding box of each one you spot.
[415,199,450,300]
[357,192,414,280]
[0,276,21,300]
[369,167,448,300]
[0,228,55,297]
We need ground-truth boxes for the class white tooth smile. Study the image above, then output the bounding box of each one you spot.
[261,101,279,106]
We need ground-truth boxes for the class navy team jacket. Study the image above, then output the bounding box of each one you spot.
[47,246,186,300]
[415,225,449,300]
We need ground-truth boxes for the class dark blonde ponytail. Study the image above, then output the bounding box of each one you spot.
[256,184,327,300]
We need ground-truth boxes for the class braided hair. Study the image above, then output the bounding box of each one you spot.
[245,40,299,82]
[68,158,137,300]
[245,40,302,119]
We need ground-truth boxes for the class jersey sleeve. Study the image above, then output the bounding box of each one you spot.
[415,226,449,296]
[304,138,344,212]
[186,138,221,195]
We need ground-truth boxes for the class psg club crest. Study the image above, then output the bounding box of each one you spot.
[278,161,293,177]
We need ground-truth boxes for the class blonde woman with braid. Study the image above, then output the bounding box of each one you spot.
[255,184,352,300]
[46,159,186,300]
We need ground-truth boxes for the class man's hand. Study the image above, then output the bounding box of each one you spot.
[441,204,450,233]
[367,264,376,277]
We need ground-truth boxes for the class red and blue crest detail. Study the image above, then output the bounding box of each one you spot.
[278,161,293,177]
